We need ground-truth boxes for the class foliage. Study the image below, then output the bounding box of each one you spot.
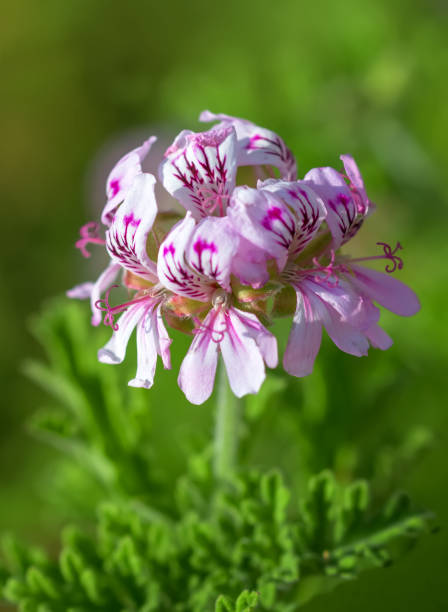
[0,301,436,610]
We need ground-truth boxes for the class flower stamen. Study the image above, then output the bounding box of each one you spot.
[348,241,404,273]
[75,222,106,258]
[95,285,158,330]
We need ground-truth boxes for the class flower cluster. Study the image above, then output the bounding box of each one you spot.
[68,111,420,404]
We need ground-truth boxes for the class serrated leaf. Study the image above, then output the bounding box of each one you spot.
[260,470,290,524]
[26,567,58,600]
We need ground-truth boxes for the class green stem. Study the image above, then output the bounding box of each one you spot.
[213,363,241,480]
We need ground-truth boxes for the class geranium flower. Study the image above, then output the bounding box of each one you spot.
[157,213,278,404]
[228,156,420,376]
[96,173,172,389]
[68,114,420,404]
[159,112,296,219]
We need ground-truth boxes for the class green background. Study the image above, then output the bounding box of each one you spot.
[1,0,447,609]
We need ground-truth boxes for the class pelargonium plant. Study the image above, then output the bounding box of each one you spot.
[1,112,432,612]
[69,110,420,407]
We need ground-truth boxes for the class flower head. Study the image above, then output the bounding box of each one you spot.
[69,112,420,403]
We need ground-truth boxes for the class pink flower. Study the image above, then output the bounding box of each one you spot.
[159,111,296,220]
[227,162,420,377]
[96,173,172,389]
[199,110,297,181]
[303,155,373,248]
[69,115,420,404]
[157,214,278,404]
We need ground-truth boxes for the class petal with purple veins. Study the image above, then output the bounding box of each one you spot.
[228,186,293,268]
[106,173,158,281]
[304,165,359,248]
[200,110,297,180]
[160,126,237,218]
[157,214,212,301]
[187,216,239,292]
[102,136,156,226]
[259,179,326,256]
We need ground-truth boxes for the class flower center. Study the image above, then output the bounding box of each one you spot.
[212,289,229,309]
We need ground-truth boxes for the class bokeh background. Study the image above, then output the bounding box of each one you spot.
[1,0,447,609]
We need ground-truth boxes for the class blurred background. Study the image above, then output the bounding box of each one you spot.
[0,0,447,609]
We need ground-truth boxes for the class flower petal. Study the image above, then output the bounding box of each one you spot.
[102,136,156,225]
[315,299,370,357]
[259,179,326,256]
[66,282,94,300]
[67,262,121,326]
[230,237,270,288]
[98,302,144,364]
[220,308,267,397]
[106,173,158,281]
[304,165,360,248]
[160,126,237,218]
[157,214,212,301]
[178,309,220,404]
[128,303,172,389]
[200,110,297,180]
[301,276,364,323]
[283,288,322,377]
[349,265,421,317]
[155,304,172,369]
[89,262,122,326]
[231,308,278,368]
[340,154,370,215]
[228,186,293,267]
[365,323,393,350]
[187,216,239,292]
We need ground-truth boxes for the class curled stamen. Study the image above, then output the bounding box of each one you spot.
[76,222,106,258]
[346,241,404,274]
[95,285,120,330]
[377,241,403,273]
[95,285,156,330]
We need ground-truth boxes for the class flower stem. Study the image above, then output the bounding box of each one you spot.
[213,363,241,481]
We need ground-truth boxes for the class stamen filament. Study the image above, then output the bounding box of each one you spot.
[76,222,106,258]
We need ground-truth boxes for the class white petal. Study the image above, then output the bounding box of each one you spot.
[98,303,144,364]
[178,310,220,404]
[106,173,158,280]
[231,308,278,368]
[304,165,360,248]
[199,110,297,180]
[220,308,266,397]
[102,137,156,225]
[259,180,326,256]
[157,214,211,301]
[160,126,237,218]
[66,282,94,300]
[187,216,239,291]
[90,262,122,326]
